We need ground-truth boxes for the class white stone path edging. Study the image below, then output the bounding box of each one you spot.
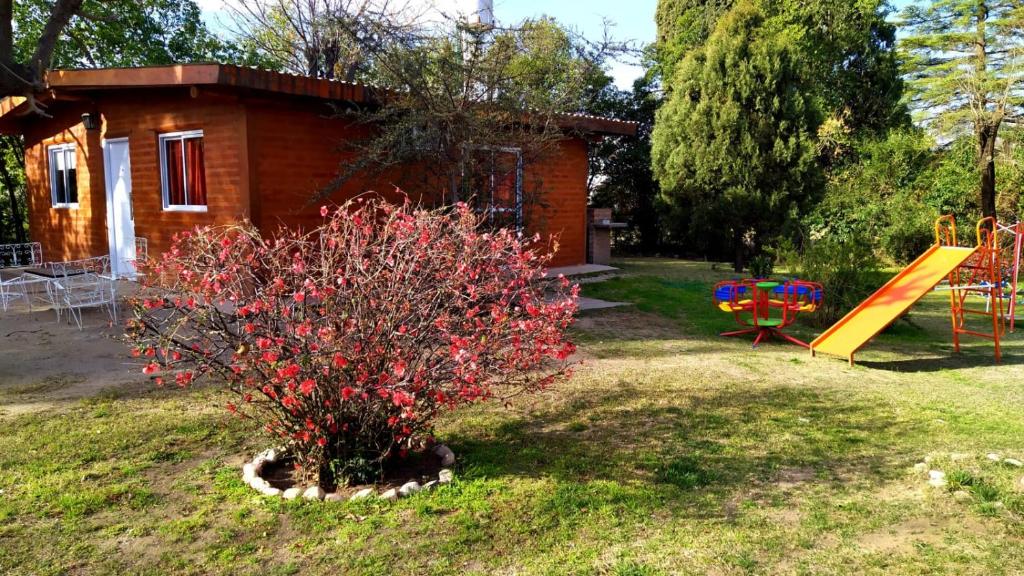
[242,444,457,502]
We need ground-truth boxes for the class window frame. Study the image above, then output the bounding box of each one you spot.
[158,129,208,213]
[47,143,78,209]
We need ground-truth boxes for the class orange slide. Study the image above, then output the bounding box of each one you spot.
[809,244,977,365]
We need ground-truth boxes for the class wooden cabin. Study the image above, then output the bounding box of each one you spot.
[0,64,636,275]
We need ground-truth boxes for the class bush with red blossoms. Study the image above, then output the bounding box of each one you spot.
[125,197,578,484]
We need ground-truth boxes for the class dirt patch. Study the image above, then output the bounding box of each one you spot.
[574,308,686,341]
[773,466,818,491]
[856,518,947,554]
[0,307,146,416]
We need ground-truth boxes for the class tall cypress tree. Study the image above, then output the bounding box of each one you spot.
[900,0,1024,219]
[651,1,821,271]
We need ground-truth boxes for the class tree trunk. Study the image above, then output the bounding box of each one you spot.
[733,228,744,273]
[978,122,998,219]
[0,142,25,244]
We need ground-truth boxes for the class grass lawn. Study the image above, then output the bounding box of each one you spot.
[2,257,1023,574]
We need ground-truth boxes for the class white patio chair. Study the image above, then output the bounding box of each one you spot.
[41,256,114,322]
[0,242,43,268]
[51,272,118,329]
[1,273,56,314]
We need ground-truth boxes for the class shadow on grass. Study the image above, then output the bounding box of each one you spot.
[858,351,1024,372]
[447,382,920,521]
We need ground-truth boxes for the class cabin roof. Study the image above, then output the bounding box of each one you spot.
[0,63,638,137]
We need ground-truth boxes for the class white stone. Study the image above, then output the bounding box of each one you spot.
[262,487,282,497]
[987,453,1001,462]
[952,490,971,502]
[379,488,399,501]
[433,444,456,467]
[242,462,256,482]
[422,480,438,491]
[950,453,971,461]
[913,462,928,473]
[257,448,279,462]
[1003,458,1022,467]
[282,487,303,500]
[251,457,268,475]
[249,477,270,491]
[302,486,326,501]
[350,488,375,501]
[928,470,946,487]
[438,469,454,484]
[399,481,421,497]
[325,493,344,502]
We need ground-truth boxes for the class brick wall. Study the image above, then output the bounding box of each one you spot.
[23,89,591,268]
[523,138,589,267]
[24,89,249,261]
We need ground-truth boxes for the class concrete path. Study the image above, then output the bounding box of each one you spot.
[577,297,631,311]
[545,264,619,278]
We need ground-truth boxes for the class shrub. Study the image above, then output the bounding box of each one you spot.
[793,234,883,327]
[126,198,578,485]
[747,253,774,279]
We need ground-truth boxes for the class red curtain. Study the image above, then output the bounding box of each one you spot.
[185,138,207,206]
[165,139,185,206]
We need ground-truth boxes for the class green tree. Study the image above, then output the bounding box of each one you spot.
[14,0,233,68]
[655,0,906,135]
[900,0,1024,218]
[654,0,733,82]
[651,1,821,271]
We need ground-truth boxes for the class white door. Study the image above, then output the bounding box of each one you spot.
[103,138,136,278]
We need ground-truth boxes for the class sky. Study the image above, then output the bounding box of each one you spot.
[196,0,657,89]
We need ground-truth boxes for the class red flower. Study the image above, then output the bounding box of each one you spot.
[320,205,329,217]
[332,353,348,368]
[293,291,305,303]
[142,362,160,375]
[341,386,355,400]
[299,379,316,396]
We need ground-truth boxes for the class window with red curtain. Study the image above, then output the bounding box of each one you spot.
[160,131,207,209]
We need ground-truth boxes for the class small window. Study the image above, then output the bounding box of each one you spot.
[159,130,207,211]
[48,144,78,208]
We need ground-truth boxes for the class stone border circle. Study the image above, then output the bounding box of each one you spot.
[242,444,456,502]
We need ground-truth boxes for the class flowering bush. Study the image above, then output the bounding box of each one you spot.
[126,197,578,484]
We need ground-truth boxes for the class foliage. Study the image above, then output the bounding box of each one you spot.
[13,0,234,69]
[791,234,883,327]
[228,6,625,213]
[317,16,621,214]
[899,0,1024,217]
[654,0,906,136]
[589,76,663,255]
[225,0,418,80]
[653,0,733,81]
[125,198,578,484]
[651,1,821,271]
[0,135,26,244]
[774,0,907,136]
[747,253,774,279]
[806,129,938,264]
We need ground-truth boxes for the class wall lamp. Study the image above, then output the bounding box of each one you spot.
[81,112,100,131]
